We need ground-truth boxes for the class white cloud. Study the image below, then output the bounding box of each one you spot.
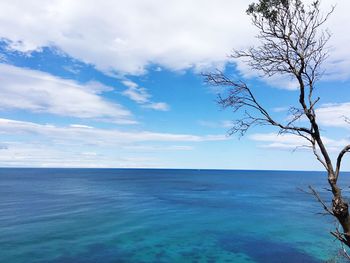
[121,79,170,111]
[234,58,300,90]
[0,0,348,82]
[266,103,350,131]
[143,102,170,111]
[122,85,151,104]
[69,124,94,129]
[316,103,350,128]
[123,145,193,151]
[272,107,289,113]
[264,75,299,90]
[0,0,254,75]
[0,63,135,124]
[250,133,307,150]
[0,118,227,167]
[0,142,161,168]
[122,80,138,89]
[0,118,227,145]
[198,120,233,129]
[250,132,349,152]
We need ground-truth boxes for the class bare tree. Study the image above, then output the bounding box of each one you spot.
[203,0,350,252]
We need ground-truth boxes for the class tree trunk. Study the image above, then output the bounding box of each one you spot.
[329,175,350,245]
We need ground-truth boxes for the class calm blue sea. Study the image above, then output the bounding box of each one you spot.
[1,168,349,262]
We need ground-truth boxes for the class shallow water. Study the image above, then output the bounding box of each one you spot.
[1,168,349,262]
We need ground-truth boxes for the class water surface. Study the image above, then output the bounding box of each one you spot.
[0,168,348,262]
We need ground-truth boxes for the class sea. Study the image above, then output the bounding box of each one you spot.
[1,168,349,263]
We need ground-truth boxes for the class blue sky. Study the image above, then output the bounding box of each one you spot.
[0,0,350,170]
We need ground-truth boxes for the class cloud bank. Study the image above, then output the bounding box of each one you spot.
[0,118,227,145]
[0,63,135,124]
[0,118,227,167]
[0,0,349,81]
[0,0,253,74]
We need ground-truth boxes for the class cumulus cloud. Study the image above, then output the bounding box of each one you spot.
[0,0,348,82]
[0,63,135,124]
[0,0,253,75]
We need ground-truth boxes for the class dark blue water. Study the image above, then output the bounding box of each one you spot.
[0,168,348,262]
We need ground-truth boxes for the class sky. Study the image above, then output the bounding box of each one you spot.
[0,0,350,170]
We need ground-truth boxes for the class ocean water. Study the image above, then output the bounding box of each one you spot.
[1,168,349,263]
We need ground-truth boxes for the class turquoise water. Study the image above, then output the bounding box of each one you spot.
[0,168,348,262]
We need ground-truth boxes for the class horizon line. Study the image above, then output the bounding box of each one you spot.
[0,167,348,173]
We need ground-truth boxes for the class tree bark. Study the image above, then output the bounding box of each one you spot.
[330,175,350,245]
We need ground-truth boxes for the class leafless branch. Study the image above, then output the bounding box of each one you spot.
[335,145,350,181]
[203,70,312,137]
[308,185,334,216]
[331,226,350,248]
